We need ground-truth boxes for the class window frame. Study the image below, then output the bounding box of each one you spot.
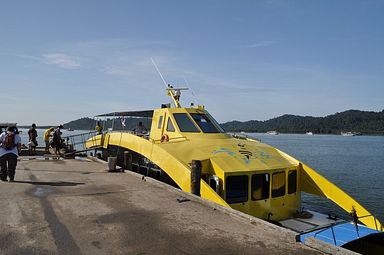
[271,171,286,198]
[225,175,249,204]
[287,170,297,195]
[166,117,175,132]
[251,173,270,201]
[157,115,163,129]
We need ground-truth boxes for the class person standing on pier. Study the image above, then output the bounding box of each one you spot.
[95,121,103,135]
[44,127,54,154]
[52,125,63,155]
[0,126,21,182]
[28,123,38,155]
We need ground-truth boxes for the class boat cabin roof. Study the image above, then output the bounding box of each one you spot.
[96,110,153,118]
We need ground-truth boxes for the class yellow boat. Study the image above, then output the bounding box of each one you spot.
[86,87,383,252]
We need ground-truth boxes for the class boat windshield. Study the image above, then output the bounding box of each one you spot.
[190,113,224,133]
[173,113,200,132]
[205,112,225,133]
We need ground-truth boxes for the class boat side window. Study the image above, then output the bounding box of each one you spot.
[251,173,270,200]
[173,113,200,132]
[157,116,163,129]
[166,118,175,132]
[272,172,285,198]
[226,175,248,204]
[190,113,220,133]
[288,170,297,194]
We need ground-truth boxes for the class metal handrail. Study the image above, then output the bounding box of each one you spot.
[356,214,381,232]
[62,131,98,151]
[313,223,341,246]
[296,219,348,245]
[297,219,347,236]
[297,214,382,246]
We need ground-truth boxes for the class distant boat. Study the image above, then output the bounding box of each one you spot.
[266,130,278,135]
[67,128,74,131]
[341,131,361,136]
[306,132,314,135]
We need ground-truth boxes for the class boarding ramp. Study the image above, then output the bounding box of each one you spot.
[62,131,102,156]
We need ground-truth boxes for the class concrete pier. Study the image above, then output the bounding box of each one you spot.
[0,154,347,254]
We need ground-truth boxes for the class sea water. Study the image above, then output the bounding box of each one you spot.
[250,133,384,223]
[18,128,90,150]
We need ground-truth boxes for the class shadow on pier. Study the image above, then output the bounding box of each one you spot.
[13,180,85,186]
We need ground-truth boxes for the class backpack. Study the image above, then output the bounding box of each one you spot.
[2,132,15,150]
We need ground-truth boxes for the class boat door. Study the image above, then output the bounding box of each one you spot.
[269,171,286,220]
[150,110,172,142]
[161,113,177,142]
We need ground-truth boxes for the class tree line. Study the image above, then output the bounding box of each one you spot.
[220,110,384,135]
[30,109,384,135]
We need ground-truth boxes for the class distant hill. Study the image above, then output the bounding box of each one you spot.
[63,117,96,131]
[60,109,384,135]
[221,110,384,135]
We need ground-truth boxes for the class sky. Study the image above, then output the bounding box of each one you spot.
[1,0,383,125]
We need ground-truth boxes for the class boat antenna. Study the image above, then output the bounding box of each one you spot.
[151,57,168,88]
[150,57,187,108]
[183,77,196,107]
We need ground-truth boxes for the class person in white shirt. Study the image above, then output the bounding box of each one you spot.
[0,126,21,182]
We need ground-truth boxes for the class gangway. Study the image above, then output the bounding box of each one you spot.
[62,131,103,156]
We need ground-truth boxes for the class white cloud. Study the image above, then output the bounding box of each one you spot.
[42,53,81,69]
[16,54,40,61]
[102,66,132,76]
[243,41,276,48]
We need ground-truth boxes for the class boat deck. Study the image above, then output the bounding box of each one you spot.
[280,211,381,247]
[280,211,344,232]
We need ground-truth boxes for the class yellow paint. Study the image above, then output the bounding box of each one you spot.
[103,132,229,207]
[85,134,103,148]
[85,93,382,230]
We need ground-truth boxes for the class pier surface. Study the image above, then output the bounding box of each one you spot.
[0,155,333,255]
